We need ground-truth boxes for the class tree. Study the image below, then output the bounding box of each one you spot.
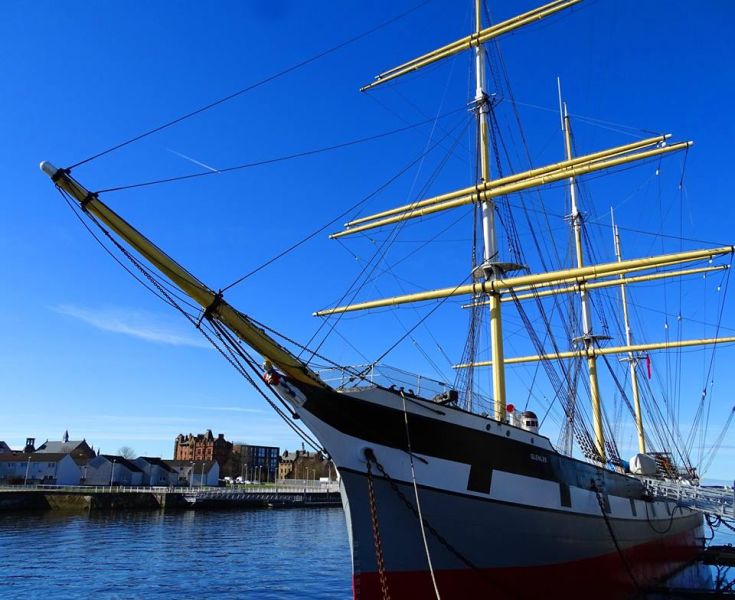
[118,446,136,459]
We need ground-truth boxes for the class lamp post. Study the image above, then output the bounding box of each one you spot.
[110,459,117,489]
[200,462,205,487]
[24,456,31,485]
[190,461,195,487]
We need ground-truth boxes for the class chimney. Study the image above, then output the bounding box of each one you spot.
[63,430,69,443]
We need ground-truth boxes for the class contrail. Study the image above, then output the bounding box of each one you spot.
[166,148,220,173]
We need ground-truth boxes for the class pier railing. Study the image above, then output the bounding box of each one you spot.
[0,482,340,495]
[0,484,173,494]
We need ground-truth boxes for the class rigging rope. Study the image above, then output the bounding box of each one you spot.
[303,115,472,364]
[96,107,468,193]
[60,187,325,451]
[399,391,441,600]
[365,448,523,599]
[591,481,642,594]
[66,0,435,170]
[58,189,200,314]
[223,113,471,294]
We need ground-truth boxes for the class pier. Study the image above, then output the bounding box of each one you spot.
[0,483,342,512]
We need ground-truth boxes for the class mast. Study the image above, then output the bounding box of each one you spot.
[612,210,647,454]
[562,100,606,462]
[474,0,507,421]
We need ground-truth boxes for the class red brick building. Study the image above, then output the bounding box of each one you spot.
[173,430,232,467]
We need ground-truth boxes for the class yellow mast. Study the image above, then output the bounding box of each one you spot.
[612,212,647,454]
[563,100,606,461]
[473,0,508,421]
[357,0,580,421]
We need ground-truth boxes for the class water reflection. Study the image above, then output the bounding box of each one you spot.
[0,508,352,599]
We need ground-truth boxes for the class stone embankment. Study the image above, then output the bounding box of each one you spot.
[0,484,341,513]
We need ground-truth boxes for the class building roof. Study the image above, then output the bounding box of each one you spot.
[165,460,218,474]
[281,450,322,462]
[136,457,177,473]
[97,455,144,473]
[0,441,12,454]
[35,440,89,454]
[0,453,70,463]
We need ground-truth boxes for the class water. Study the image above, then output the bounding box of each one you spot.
[0,508,352,599]
[2,507,733,599]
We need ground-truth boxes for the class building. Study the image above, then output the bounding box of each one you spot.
[278,450,297,480]
[165,460,219,487]
[0,441,11,455]
[83,455,144,486]
[134,457,178,487]
[240,445,279,482]
[0,453,81,485]
[173,430,232,466]
[35,431,96,461]
[279,449,333,481]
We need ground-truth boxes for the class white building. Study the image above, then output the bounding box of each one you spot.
[165,460,219,487]
[83,455,144,486]
[0,453,81,485]
[133,457,177,486]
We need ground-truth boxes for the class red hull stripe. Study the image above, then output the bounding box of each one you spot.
[353,527,701,600]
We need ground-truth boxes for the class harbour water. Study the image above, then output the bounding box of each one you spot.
[2,506,733,599]
[1,508,352,599]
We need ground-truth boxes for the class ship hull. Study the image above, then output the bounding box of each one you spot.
[276,379,705,600]
[342,470,702,600]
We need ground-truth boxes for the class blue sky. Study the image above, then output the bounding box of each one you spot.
[2,1,734,479]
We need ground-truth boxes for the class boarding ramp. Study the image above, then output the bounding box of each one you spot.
[643,478,734,520]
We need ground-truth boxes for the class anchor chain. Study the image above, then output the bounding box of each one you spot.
[591,481,642,595]
[364,449,523,600]
[366,456,391,600]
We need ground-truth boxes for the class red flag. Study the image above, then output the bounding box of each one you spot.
[646,355,651,379]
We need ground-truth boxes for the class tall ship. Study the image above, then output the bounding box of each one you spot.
[41,1,734,598]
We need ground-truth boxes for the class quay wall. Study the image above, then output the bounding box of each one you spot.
[0,487,341,513]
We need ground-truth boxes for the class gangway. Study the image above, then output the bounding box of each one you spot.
[643,478,734,520]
